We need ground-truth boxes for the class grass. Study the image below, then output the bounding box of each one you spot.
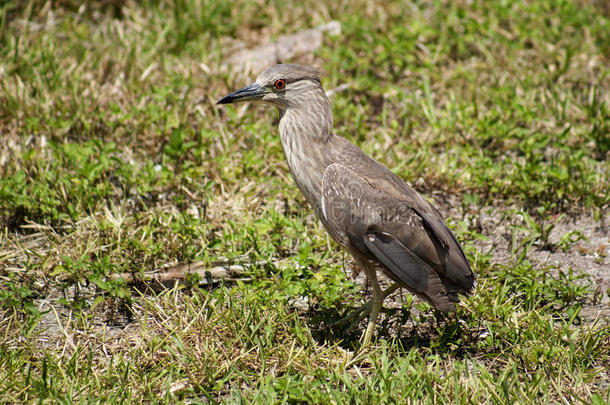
[1,0,609,403]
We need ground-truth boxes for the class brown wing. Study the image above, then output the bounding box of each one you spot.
[331,138,475,290]
[321,163,474,311]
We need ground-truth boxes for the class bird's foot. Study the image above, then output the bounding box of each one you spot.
[358,284,400,348]
[324,301,372,331]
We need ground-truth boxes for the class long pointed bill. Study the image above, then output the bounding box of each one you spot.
[216,83,266,105]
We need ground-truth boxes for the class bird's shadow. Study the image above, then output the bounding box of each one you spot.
[305,304,477,356]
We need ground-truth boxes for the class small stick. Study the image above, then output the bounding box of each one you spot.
[109,260,252,287]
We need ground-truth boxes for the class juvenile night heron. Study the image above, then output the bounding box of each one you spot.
[217,64,475,346]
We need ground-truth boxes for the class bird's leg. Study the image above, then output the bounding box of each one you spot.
[325,302,371,330]
[344,282,401,367]
[382,283,400,300]
[360,281,383,347]
[359,273,401,347]
[327,283,400,331]
[347,284,401,332]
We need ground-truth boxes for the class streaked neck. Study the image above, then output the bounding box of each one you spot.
[276,89,334,205]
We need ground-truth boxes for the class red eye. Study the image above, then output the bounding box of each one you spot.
[274,79,286,89]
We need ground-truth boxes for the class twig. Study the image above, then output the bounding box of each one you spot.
[109,256,294,291]
[109,260,252,287]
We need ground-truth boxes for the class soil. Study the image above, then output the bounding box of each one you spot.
[30,200,609,350]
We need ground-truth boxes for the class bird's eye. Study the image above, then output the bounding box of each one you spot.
[274,79,286,89]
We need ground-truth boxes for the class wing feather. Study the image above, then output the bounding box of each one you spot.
[321,162,470,311]
[362,232,429,293]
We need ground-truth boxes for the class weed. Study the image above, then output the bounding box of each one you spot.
[0,0,608,403]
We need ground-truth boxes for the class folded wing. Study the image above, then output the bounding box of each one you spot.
[321,163,474,312]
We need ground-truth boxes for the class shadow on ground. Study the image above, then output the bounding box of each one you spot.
[305,303,481,355]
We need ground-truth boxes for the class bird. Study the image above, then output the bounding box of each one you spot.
[217,64,475,347]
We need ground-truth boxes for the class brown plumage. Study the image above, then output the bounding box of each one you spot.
[218,64,475,346]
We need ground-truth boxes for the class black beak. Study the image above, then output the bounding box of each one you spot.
[216,83,266,105]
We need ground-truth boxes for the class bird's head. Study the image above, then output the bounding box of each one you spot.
[217,64,324,110]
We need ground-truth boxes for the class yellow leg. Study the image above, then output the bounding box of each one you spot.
[360,286,383,347]
[358,270,401,347]
[328,284,400,332]
[327,301,372,329]
[347,282,401,366]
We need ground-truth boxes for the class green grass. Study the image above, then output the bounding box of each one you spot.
[1,0,609,403]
